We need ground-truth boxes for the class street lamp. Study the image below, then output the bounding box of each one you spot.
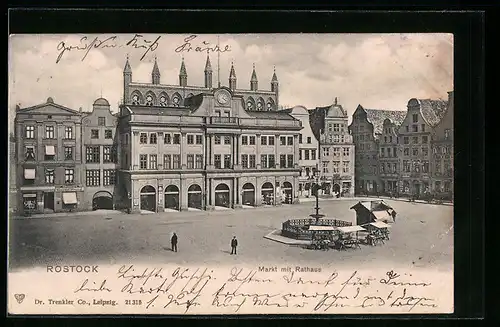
[309,167,325,225]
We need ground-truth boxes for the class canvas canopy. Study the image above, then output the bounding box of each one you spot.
[45,145,56,155]
[308,226,337,231]
[373,210,394,222]
[24,168,36,179]
[62,192,77,204]
[369,221,391,229]
[338,226,366,233]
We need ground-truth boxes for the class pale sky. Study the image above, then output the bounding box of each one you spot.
[8,33,453,127]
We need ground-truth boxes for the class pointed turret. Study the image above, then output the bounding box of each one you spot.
[271,66,279,109]
[204,55,213,89]
[229,61,237,90]
[179,57,187,87]
[123,55,132,104]
[250,63,258,91]
[152,57,160,84]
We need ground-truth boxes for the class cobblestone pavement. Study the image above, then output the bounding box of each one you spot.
[9,200,453,272]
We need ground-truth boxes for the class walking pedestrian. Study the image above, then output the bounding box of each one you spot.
[230,236,238,255]
[391,210,397,223]
[171,232,178,252]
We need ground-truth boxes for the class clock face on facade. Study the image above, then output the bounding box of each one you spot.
[216,90,231,106]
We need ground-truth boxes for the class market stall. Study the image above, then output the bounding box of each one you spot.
[335,225,366,250]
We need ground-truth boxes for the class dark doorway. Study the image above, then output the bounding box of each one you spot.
[261,182,274,205]
[215,183,230,208]
[282,182,293,204]
[44,192,54,210]
[242,183,255,206]
[164,185,180,210]
[92,191,113,210]
[140,185,156,212]
[333,183,341,198]
[188,184,202,209]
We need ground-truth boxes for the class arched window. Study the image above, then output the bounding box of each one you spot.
[159,93,169,107]
[131,91,143,105]
[246,97,255,110]
[257,97,265,111]
[145,92,156,106]
[266,98,275,111]
[172,93,182,107]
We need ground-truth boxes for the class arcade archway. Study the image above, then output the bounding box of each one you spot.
[282,182,293,204]
[242,183,255,206]
[140,185,156,212]
[164,185,180,210]
[215,183,230,208]
[92,191,113,210]
[261,182,274,205]
[188,184,202,209]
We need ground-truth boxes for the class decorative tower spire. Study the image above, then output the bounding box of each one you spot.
[250,63,258,91]
[229,61,237,91]
[179,57,187,87]
[271,65,279,109]
[123,54,132,104]
[152,56,161,85]
[334,97,338,105]
[204,55,213,89]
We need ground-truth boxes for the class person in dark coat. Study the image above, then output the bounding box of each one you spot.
[171,232,178,252]
[391,210,397,223]
[230,236,238,255]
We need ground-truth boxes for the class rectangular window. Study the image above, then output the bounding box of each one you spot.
[422,136,428,144]
[405,126,409,132]
[249,154,256,168]
[435,161,441,173]
[164,154,171,169]
[333,147,340,157]
[172,154,180,169]
[287,154,294,168]
[65,169,74,184]
[45,169,55,184]
[65,126,73,139]
[412,125,418,132]
[404,148,409,156]
[187,135,194,145]
[86,169,100,186]
[25,146,36,160]
[195,135,203,144]
[46,126,55,139]
[173,134,181,144]
[412,148,419,156]
[91,129,99,139]
[280,154,286,168]
[241,154,248,168]
[242,136,248,145]
[139,154,148,169]
[140,133,148,144]
[261,154,268,168]
[322,161,329,174]
[422,147,429,156]
[148,154,157,170]
[404,136,409,144]
[307,137,311,144]
[299,149,302,160]
[224,154,232,168]
[105,129,113,139]
[333,135,339,143]
[422,161,429,173]
[215,135,221,145]
[333,124,340,132]
[164,134,171,144]
[412,114,418,123]
[304,150,310,160]
[380,147,385,157]
[299,134,303,143]
[214,154,222,169]
[323,147,330,157]
[103,146,112,163]
[249,136,256,145]
[64,146,73,160]
[380,163,385,173]
[195,155,203,169]
[393,163,397,173]
[343,147,350,157]
[342,162,349,173]
[43,146,55,161]
[332,161,340,173]
[287,136,293,146]
[403,160,410,172]
[280,136,286,146]
[444,129,451,140]
[86,146,100,163]
[103,169,115,186]
[187,154,194,169]
[412,136,419,144]
[268,154,275,168]
[261,136,267,146]
[150,133,157,144]
[421,124,426,132]
[98,117,106,126]
[311,149,316,160]
[328,124,333,132]
[393,147,398,158]
[25,126,35,139]
[389,136,393,143]
[269,136,275,146]
[224,136,231,145]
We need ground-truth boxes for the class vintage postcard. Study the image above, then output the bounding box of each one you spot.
[8,33,454,315]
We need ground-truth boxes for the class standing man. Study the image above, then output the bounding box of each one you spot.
[171,232,178,252]
[230,236,238,255]
[391,210,397,223]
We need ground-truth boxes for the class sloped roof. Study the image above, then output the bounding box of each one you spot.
[365,109,407,135]
[246,111,296,120]
[126,106,192,116]
[418,99,448,127]
[16,100,81,115]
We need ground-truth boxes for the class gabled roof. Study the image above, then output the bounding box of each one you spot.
[418,99,448,127]
[16,99,81,115]
[365,109,407,135]
[350,200,393,212]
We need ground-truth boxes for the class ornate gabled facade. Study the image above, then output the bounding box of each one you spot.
[309,99,355,197]
[116,86,302,213]
[14,98,84,215]
[430,91,453,198]
[398,98,447,196]
[123,57,279,112]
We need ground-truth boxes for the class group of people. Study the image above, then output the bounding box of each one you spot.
[170,233,239,254]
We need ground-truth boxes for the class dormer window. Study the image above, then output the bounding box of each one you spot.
[146,95,154,106]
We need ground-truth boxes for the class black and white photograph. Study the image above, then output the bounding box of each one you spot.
[8,32,454,315]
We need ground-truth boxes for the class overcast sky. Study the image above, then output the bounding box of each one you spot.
[8,33,453,126]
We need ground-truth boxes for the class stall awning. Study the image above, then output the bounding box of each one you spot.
[338,226,366,233]
[45,145,55,155]
[373,210,393,222]
[62,192,77,204]
[369,221,391,229]
[23,193,37,198]
[308,226,337,231]
[24,168,36,179]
